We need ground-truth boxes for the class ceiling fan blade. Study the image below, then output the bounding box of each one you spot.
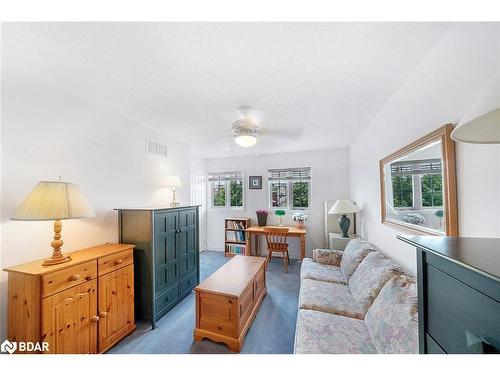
[261,127,304,139]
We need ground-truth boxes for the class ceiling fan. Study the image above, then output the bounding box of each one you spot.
[224,106,303,148]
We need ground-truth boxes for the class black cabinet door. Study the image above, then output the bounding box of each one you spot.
[154,211,179,295]
[178,209,198,277]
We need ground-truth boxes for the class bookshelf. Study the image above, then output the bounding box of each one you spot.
[224,217,251,257]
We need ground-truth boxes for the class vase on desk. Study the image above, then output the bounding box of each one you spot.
[256,210,268,226]
[292,212,308,230]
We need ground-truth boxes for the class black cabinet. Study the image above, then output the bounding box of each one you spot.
[117,206,200,328]
[398,235,500,354]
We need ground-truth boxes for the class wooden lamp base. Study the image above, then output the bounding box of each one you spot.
[42,219,72,266]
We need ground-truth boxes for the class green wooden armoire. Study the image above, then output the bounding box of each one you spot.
[116,206,200,328]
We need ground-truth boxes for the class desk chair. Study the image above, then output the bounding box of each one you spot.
[264,227,291,272]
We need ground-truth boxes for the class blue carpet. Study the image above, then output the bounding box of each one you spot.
[109,251,301,354]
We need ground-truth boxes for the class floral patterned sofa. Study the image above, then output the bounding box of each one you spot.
[294,237,418,354]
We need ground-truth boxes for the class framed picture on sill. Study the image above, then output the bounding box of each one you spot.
[249,176,262,190]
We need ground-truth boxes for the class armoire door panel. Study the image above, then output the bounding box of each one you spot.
[98,265,134,352]
[155,263,179,295]
[42,279,98,354]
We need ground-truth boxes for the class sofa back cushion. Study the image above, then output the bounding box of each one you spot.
[340,238,377,278]
[365,274,418,353]
[349,251,402,313]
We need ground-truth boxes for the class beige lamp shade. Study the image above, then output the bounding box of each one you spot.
[328,199,360,214]
[451,108,500,144]
[11,181,95,221]
[165,175,183,188]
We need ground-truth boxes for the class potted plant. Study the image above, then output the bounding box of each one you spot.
[255,209,269,226]
[292,212,308,229]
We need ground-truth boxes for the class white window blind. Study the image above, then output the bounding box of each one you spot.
[268,167,311,181]
[208,171,243,182]
[391,159,442,176]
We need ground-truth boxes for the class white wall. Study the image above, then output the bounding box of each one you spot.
[205,148,350,258]
[349,23,500,274]
[191,156,207,249]
[0,71,192,341]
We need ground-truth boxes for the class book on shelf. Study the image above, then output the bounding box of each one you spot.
[226,220,246,230]
[225,243,246,255]
[224,218,250,256]
[225,230,246,242]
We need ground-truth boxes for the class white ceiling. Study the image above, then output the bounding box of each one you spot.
[2,22,451,158]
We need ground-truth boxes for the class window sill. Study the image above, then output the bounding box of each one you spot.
[209,207,245,213]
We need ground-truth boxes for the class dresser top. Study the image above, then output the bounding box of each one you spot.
[115,205,200,211]
[195,255,266,297]
[3,243,135,276]
[397,236,500,282]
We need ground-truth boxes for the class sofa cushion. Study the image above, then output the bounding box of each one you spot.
[294,309,377,354]
[299,278,364,319]
[300,258,348,284]
[365,274,419,354]
[313,248,342,266]
[340,238,377,278]
[349,251,402,313]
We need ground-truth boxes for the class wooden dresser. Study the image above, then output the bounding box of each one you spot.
[194,255,266,352]
[398,236,500,354]
[4,243,136,354]
[116,206,200,328]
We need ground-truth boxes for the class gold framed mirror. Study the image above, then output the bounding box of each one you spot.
[379,124,458,236]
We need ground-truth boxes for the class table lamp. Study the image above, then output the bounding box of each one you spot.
[451,108,500,143]
[165,175,182,207]
[328,199,360,238]
[275,209,286,227]
[10,180,95,266]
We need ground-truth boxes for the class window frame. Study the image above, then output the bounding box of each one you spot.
[379,124,458,236]
[391,173,444,211]
[267,167,312,211]
[207,170,245,210]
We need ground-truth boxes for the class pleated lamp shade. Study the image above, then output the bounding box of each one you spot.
[328,199,360,214]
[451,108,500,144]
[165,175,183,188]
[11,181,95,221]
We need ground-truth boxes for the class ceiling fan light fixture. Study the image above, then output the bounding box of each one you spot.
[234,134,257,147]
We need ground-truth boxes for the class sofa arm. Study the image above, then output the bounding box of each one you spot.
[312,249,343,266]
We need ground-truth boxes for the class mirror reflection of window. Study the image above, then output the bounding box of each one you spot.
[384,140,446,234]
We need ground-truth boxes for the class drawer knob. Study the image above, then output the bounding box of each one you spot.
[69,274,80,281]
[91,315,100,323]
[99,311,108,318]
[114,259,124,265]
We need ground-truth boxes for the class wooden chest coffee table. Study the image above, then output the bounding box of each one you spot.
[193,255,267,352]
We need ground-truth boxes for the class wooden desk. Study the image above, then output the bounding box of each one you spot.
[245,225,307,259]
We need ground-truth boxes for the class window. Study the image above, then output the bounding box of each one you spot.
[390,159,443,209]
[392,175,413,208]
[421,174,442,207]
[208,171,243,208]
[268,167,311,210]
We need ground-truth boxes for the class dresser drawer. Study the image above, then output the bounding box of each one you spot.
[42,260,97,298]
[426,265,500,353]
[198,293,236,338]
[200,316,234,337]
[179,271,197,296]
[155,283,179,316]
[98,249,133,276]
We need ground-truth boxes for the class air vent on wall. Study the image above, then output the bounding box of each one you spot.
[146,139,168,159]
